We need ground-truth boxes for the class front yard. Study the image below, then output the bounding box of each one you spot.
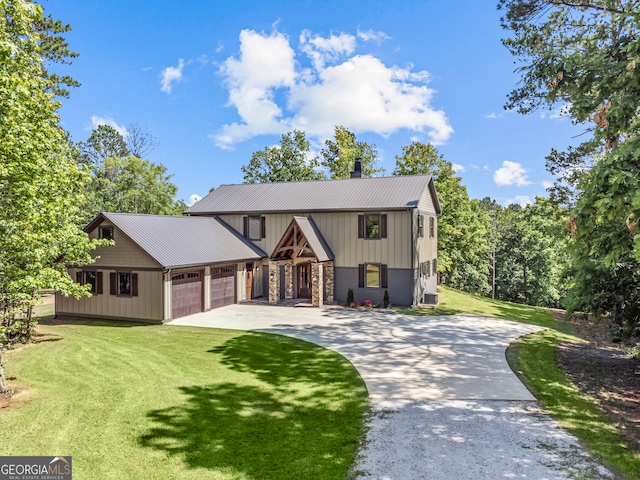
[0,318,367,480]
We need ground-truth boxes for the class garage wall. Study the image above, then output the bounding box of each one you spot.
[56,269,164,321]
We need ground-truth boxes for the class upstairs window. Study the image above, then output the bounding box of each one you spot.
[418,215,424,238]
[429,217,435,238]
[99,226,114,240]
[358,214,387,239]
[244,216,265,240]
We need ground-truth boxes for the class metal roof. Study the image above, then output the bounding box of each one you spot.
[186,175,440,215]
[87,213,266,269]
[294,216,334,262]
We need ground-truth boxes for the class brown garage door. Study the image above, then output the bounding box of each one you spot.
[211,265,235,309]
[172,271,202,319]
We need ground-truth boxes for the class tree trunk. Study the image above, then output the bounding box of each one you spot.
[0,355,6,393]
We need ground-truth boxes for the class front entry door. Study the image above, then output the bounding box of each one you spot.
[246,263,253,300]
[297,263,312,298]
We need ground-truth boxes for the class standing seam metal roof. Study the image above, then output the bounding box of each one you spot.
[91,213,266,269]
[185,175,438,214]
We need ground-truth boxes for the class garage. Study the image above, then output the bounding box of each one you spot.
[211,265,235,309]
[172,271,203,319]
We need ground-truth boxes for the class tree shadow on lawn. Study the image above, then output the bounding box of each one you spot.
[139,333,367,479]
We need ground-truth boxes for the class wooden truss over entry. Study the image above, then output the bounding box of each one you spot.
[271,216,334,262]
[268,216,335,307]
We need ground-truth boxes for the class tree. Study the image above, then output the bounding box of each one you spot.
[0,0,105,390]
[500,0,640,332]
[89,156,185,217]
[320,126,383,179]
[393,142,442,176]
[34,12,80,98]
[77,124,130,166]
[493,199,568,307]
[127,122,158,159]
[394,142,490,293]
[242,130,326,183]
[76,125,184,224]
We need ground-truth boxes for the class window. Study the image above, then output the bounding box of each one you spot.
[99,226,114,240]
[76,270,103,294]
[358,264,388,289]
[244,215,265,240]
[429,217,435,238]
[420,261,430,277]
[432,258,437,276]
[110,272,138,296]
[358,214,387,239]
[418,215,424,238]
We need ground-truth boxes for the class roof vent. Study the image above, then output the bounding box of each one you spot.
[350,158,368,179]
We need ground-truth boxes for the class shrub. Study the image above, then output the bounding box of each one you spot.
[365,300,372,308]
[346,288,354,307]
[383,290,390,308]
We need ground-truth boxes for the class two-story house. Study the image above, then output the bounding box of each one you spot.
[55,163,441,322]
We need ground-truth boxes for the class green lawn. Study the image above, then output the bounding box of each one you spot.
[396,285,572,331]
[1,320,367,480]
[399,286,640,479]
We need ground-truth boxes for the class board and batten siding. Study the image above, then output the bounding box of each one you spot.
[88,221,161,269]
[56,269,164,321]
[218,211,413,269]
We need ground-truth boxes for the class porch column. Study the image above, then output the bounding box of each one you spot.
[325,261,334,304]
[312,262,324,307]
[268,261,280,305]
[284,261,293,299]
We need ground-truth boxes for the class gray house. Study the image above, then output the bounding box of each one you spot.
[56,168,440,322]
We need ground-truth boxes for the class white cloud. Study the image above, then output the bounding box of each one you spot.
[160,58,184,94]
[212,28,453,150]
[452,163,465,173]
[300,30,356,70]
[505,195,532,207]
[483,165,490,171]
[542,181,554,189]
[494,161,531,187]
[188,194,202,206]
[90,115,128,137]
[357,28,391,44]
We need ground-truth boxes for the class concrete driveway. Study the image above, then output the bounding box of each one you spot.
[168,304,614,479]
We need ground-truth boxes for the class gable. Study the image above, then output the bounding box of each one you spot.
[86,213,266,269]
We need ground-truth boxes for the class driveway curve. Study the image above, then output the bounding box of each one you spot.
[169,304,614,479]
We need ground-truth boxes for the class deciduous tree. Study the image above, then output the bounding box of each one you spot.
[394,142,490,293]
[500,0,640,332]
[320,126,383,178]
[76,125,184,224]
[242,130,326,183]
[0,0,105,390]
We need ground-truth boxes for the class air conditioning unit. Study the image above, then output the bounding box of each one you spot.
[423,293,438,305]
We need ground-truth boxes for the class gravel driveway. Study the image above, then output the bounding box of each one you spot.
[169,304,615,479]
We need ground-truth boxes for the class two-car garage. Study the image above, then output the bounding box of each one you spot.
[171,265,236,319]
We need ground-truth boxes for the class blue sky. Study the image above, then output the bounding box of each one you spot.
[46,0,585,207]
